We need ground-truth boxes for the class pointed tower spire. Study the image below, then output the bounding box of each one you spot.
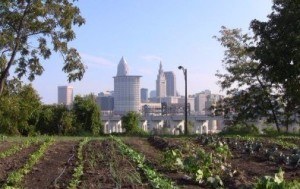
[159,61,164,74]
[117,56,129,76]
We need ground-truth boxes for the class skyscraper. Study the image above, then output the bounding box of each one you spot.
[156,62,167,98]
[141,88,148,103]
[164,71,177,97]
[114,57,141,114]
[96,92,114,112]
[57,86,73,106]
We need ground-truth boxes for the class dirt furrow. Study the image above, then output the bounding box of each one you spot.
[22,141,78,189]
[0,144,40,187]
[79,139,150,189]
[123,137,205,189]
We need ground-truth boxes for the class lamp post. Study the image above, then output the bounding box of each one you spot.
[178,66,188,135]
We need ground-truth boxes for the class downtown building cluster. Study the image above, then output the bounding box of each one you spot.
[58,57,223,116]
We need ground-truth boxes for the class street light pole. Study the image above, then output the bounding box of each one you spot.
[178,66,188,135]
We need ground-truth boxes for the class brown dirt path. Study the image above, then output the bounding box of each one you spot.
[22,140,78,189]
[123,137,205,189]
[79,139,150,189]
[0,144,40,187]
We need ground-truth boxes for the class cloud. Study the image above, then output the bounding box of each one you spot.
[141,55,163,62]
[80,53,115,68]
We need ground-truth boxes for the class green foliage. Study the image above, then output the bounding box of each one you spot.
[0,86,103,136]
[255,168,292,189]
[111,136,178,189]
[0,83,41,135]
[0,0,86,95]
[262,126,280,136]
[163,149,184,170]
[3,137,54,188]
[216,0,300,132]
[72,95,102,135]
[221,124,259,135]
[0,139,37,159]
[121,111,143,134]
[36,104,75,135]
[68,138,89,189]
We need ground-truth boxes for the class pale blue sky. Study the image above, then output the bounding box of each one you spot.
[30,0,273,104]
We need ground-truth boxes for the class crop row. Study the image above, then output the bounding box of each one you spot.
[68,138,90,189]
[111,136,178,189]
[3,138,55,188]
[0,138,39,159]
[197,135,300,168]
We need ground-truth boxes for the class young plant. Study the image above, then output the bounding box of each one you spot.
[68,138,90,189]
[111,136,178,189]
[3,138,54,188]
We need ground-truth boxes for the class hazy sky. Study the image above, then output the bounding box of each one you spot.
[30,0,273,104]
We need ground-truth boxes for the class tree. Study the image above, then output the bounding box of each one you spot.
[216,0,300,132]
[250,0,300,131]
[0,83,41,135]
[72,94,102,135]
[36,104,75,135]
[215,27,282,132]
[0,0,86,95]
[121,111,141,134]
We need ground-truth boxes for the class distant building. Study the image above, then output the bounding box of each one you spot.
[141,88,148,103]
[164,71,177,97]
[194,90,223,115]
[178,96,195,112]
[57,86,73,107]
[156,62,167,98]
[113,57,141,114]
[96,92,114,113]
[150,90,156,98]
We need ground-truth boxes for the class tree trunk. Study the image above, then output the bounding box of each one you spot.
[0,2,30,96]
[256,76,281,132]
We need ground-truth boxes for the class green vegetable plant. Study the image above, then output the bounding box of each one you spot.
[255,168,300,189]
[0,138,38,159]
[68,137,90,189]
[3,138,54,188]
[111,136,178,189]
[163,149,184,170]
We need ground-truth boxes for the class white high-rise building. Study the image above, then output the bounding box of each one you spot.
[164,71,176,97]
[195,90,223,115]
[113,57,141,114]
[58,86,73,106]
[156,62,167,98]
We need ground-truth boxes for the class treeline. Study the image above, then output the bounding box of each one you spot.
[0,81,102,136]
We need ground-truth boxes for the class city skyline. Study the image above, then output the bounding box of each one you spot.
[28,1,272,104]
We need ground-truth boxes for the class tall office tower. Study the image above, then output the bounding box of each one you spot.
[58,86,73,106]
[150,90,156,98]
[156,62,167,98]
[194,90,211,115]
[114,57,141,114]
[96,92,114,112]
[140,88,148,103]
[164,71,176,97]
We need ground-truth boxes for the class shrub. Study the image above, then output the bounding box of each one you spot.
[221,123,259,135]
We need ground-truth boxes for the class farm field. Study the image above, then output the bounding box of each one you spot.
[0,135,299,189]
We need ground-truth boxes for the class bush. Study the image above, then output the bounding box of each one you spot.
[221,123,259,135]
[262,126,278,136]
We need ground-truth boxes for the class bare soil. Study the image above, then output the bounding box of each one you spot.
[79,139,150,189]
[149,136,300,188]
[123,137,206,189]
[22,141,78,189]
